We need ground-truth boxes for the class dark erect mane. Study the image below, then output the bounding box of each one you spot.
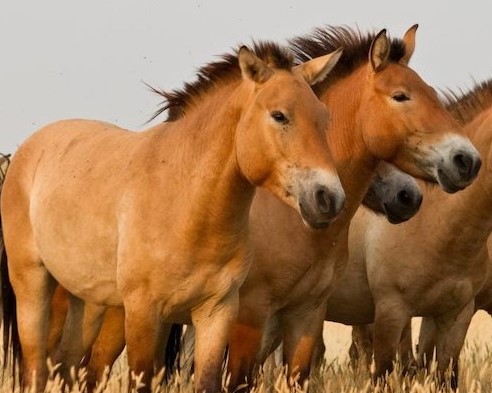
[289,25,406,95]
[148,41,294,122]
[442,79,492,125]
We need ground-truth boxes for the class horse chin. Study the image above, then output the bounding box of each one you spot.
[298,203,333,230]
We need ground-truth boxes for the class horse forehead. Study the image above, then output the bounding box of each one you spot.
[261,73,323,110]
[375,63,433,93]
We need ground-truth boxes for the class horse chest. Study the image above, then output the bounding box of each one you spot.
[414,278,475,315]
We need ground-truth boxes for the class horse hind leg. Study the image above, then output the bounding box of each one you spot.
[2,247,56,392]
[53,294,106,388]
[86,306,126,391]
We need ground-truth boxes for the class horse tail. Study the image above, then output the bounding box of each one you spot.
[164,323,183,379]
[1,245,21,384]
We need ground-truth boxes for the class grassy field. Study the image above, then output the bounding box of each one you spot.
[1,312,491,392]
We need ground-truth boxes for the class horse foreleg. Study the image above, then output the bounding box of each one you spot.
[434,302,474,391]
[350,324,374,370]
[86,306,126,391]
[192,293,238,393]
[398,320,415,373]
[124,298,160,393]
[227,313,267,391]
[416,317,437,368]
[280,304,326,387]
[372,300,410,383]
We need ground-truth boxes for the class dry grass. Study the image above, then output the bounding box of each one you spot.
[1,312,491,393]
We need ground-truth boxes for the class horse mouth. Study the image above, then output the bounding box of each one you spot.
[437,169,465,194]
[299,203,333,229]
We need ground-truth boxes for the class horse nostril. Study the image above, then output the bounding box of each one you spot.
[397,189,412,206]
[453,153,473,175]
[315,188,332,215]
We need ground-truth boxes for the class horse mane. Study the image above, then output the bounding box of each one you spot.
[288,25,406,95]
[442,79,492,125]
[148,41,294,122]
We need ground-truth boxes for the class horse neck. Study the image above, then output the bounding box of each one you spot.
[143,83,255,245]
[320,70,380,227]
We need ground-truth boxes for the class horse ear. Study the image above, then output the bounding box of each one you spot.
[293,48,343,86]
[238,46,273,84]
[369,29,390,72]
[400,24,418,65]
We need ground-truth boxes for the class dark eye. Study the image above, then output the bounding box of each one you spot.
[271,111,288,124]
[392,92,410,102]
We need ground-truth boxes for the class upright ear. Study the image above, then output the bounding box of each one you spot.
[293,47,343,86]
[369,29,390,72]
[400,24,418,65]
[238,46,273,84]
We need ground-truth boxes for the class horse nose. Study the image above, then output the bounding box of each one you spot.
[452,151,481,180]
[314,186,344,217]
[397,187,422,209]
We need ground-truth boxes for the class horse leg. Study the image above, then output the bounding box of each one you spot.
[10,259,56,391]
[398,320,415,373]
[280,304,326,387]
[86,306,126,391]
[180,325,196,377]
[154,322,172,377]
[124,296,161,393]
[372,301,410,383]
[350,324,374,370]
[55,294,106,385]
[227,312,267,391]
[192,294,238,393]
[434,302,474,391]
[416,316,437,368]
[47,286,69,358]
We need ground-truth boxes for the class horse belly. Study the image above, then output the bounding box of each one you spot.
[30,184,121,305]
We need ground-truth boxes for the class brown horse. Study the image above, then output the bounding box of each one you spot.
[226,25,480,391]
[0,43,345,393]
[362,162,422,224]
[325,79,492,389]
[42,160,423,389]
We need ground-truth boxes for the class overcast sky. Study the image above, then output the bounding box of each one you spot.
[1,1,491,153]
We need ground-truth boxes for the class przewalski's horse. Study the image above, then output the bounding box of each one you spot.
[226,25,480,391]
[362,162,422,224]
[44,160,424,389]
[0,42,346,393]
[325,79,492,390]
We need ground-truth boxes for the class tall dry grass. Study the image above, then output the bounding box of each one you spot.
[1,312,491,392]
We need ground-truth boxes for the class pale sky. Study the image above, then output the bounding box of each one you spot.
[1,1,491,153]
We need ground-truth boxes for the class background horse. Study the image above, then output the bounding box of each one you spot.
[325,79,492,389]
[0,43,344,393]
[226,24,480,391]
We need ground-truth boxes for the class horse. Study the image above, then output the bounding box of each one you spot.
[417,235,492,369]
[0,42,346,393]
[324,79,492,389]
[225,24,480,391]
[42,159,424,389]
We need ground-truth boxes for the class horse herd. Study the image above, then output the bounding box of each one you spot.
[0,23,490,392]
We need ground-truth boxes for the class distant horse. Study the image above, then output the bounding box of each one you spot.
[0,42,345,393]
[43,159,424,389]
[226,24,480,391]
[0,152,11,313]
[325,79,492,389]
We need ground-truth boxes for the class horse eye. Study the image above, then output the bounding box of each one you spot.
[392,92,410,102]
[271,111,288,124]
